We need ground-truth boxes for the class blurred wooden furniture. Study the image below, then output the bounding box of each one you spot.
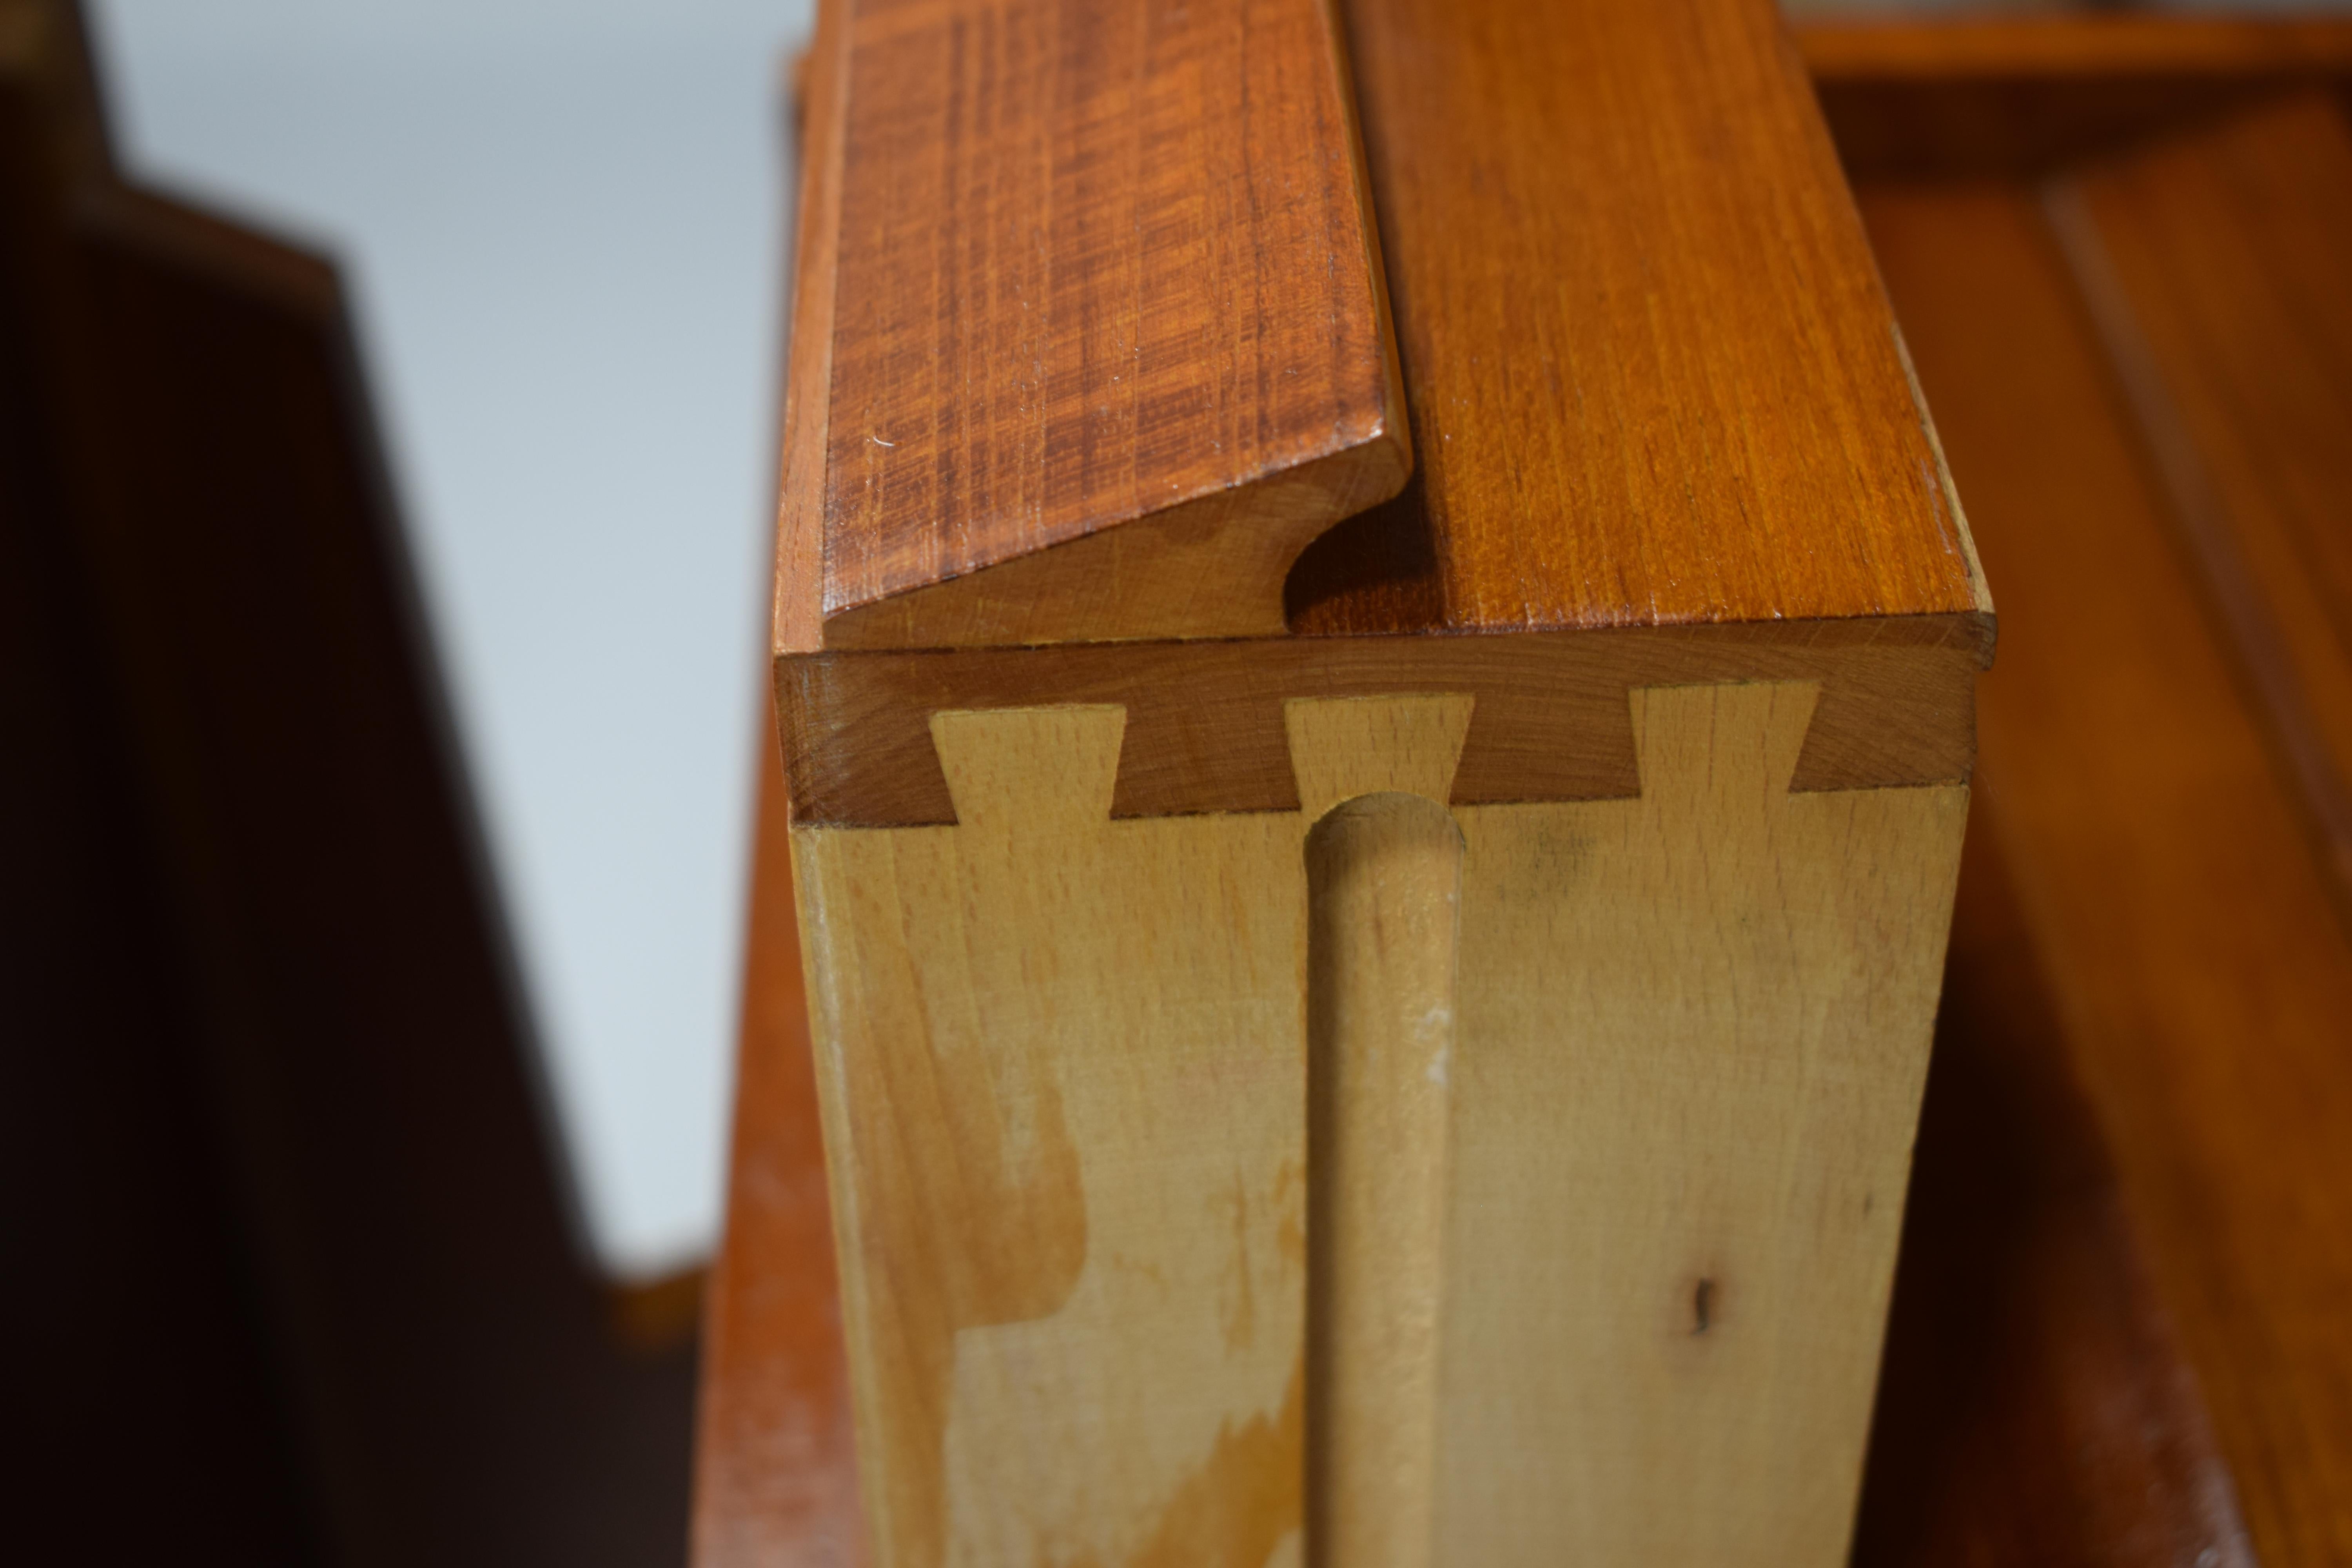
[704,0,1995,1562]
[0,3,698,1563]
[1802,14,2352,1565]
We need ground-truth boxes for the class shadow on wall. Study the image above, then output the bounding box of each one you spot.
[3,3,707,1564]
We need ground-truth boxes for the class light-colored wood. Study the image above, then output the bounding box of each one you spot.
[1294,697,1471,1568]
[1435,683,1965,1561]
[789,685,1966,1565]
[796,704,1309,1568]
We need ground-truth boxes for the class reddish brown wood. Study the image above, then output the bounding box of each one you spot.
[1284,0,1985,640]
[1801,13,2352,79]
[1798,12,2352,179]
[776,0,1408,652]
[773,0,1995,834]
[1853,812,2250,1568]
[777,618,1984,826]
[2052,93,2352,908]
[1865,174,2352,1568]
[709,11,2352,1562]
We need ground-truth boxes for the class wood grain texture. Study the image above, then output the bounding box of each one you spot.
[1798,12,2352,180]
[788,684,1965,1566]
[1864,177,2352,1568]
[1281,0,1985,639]
[1432,684,1965,1562]
[1296,703,1469,1568]
[793,704,1311,1568]
[2051,93,2352,907]
[778,618,1988,826]
[776,0,1407,652]
[741,0,1997,1557]
[700,733,2262,1568]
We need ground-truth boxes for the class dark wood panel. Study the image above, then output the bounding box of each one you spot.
[1,45,322,1555]
[1865,176,2352,1568]
[2054,93,2352,905]
[1800,13,2352,178]
[1854,808,2250,1568]
[3,4,698,1563]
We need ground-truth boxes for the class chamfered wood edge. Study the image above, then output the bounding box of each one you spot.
[774,0,1414,657]
[771,0,848,662]
[817,428,1411,650]
[777,610,1991,827]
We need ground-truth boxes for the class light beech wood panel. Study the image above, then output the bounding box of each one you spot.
[791,684,1965,1566]
[1293,697,1470,1568]
[1436,683,1965,1562]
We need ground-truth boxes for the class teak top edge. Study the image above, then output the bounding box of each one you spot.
[775,612,1989,827]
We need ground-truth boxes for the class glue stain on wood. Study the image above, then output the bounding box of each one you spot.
[793,684,1965,1564]
[797,704,1311,1566]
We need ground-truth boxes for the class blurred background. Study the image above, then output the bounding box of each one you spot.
[94,0,817,1289]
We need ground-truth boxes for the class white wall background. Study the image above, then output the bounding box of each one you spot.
[90,0,818,1281]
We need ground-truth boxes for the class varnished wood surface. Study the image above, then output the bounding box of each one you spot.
[776,0,1406,652]
[773,0,1995,828]
[1799,13,2352,79]
[743,0,1990,1558]
[1865,172,2352,1568]
[777,619,1985,825]
[1853,812,2250,1568]
[1284,0,1985,640]
[1797,11,2352,178]
[2053,93,2352,906]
